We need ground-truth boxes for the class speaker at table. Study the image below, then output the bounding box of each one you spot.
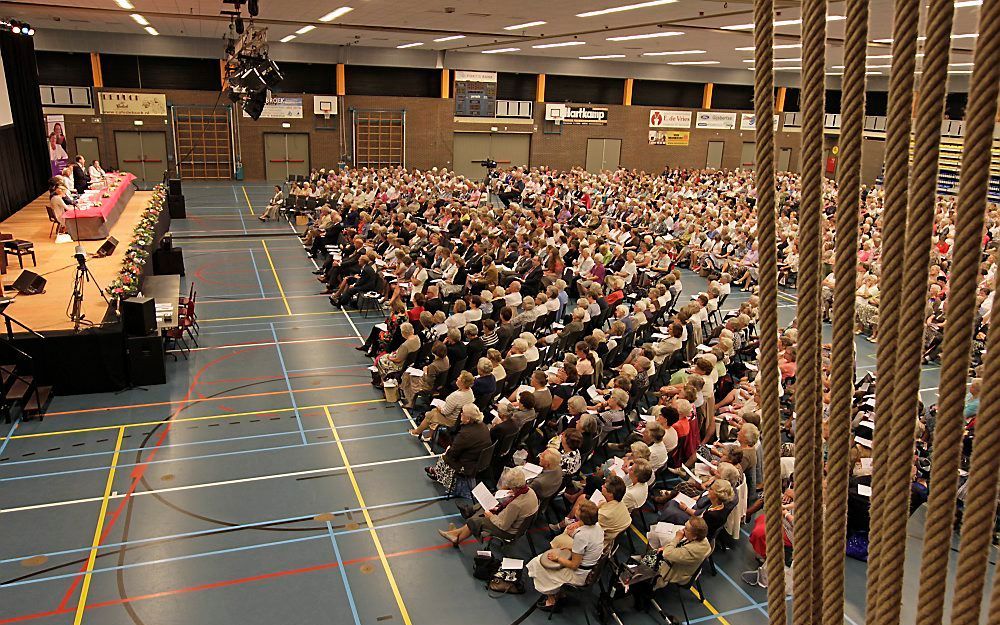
[167,194,186,219]
[122,296,157,337]
[11,270,46,295]
[93,236,119,258]
[126,335,166,386]
[167,179,182,197]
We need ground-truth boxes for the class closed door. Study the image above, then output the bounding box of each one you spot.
[75,137,99,166]
[706,141,725,169]
[585,139,622,173]
[740,141,756,170]
[264,133,311,181]
[452,133,531,180]
[114,131,168,182]
[778,147,793,172]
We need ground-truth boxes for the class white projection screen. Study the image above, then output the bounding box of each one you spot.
[0,48,13,127]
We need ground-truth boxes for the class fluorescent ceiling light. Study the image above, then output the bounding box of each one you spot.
[114,0,134,8]
[295,25,316,34]
[130,13,149,25]
[607,31,683,41]
[397,42,423,48]
[668,60,720,65]
[533,41,586,48]
[482,47,520,53]
[775,66,802,70]
[722,15,844,30]
[144,26,159,36]
[743,57,800,63]
[949,62,974,66]
[642,49,705,56]
[949,70,973,73]
[280,35,296,42]
[955,0,982,6]
[735,43,801,50]
[875,34,976,43]
[319,7,353,22]
[504,21,546,30]
[433,35,465,42]
[577,0,676,18]
[579,54,626,59]
[866,54,893,59]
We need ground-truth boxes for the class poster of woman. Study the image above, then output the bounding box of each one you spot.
[46,115,68,175]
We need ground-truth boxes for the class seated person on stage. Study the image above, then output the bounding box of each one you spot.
[48,179,72,230]
[526,499,604,612]
[648,478,735,550]
[87,159,107,182]
[71,156,90,195]
[436,467,539,547]
[399,341,449,408]
[259,185,285,222]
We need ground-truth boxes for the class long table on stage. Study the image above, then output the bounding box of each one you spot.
[0,186,171,394]
[63,172,136,240]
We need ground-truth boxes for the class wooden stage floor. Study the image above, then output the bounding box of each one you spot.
[1,191,152,333]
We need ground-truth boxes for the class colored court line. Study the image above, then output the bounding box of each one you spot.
[242,185,255,216]
[247,249,267,299]
[629,525,732,625]
[41,380,370,419]
[270,322,307,444]
[201,309,350,323]
[11,398,384,441]
[326,521,363,625]
[261,239,292,315]
[0,420,18,457]
[325,405,413,625]
[71,426,124,625]
[0,450,435,515]
[176,334,359,353]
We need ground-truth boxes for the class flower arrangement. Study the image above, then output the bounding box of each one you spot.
[108,185,166,301]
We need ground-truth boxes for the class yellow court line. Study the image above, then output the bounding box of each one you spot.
[629,525,732,625]
[11,399,386,441]
[201,310,351,323]
[242,186,255,216]
[324,406,413,625]
[261,239,292,316]
[73,426,125,625]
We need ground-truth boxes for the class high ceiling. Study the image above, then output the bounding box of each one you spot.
[2,0,983,74]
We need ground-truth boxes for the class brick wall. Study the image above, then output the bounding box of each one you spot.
[51,88,887,183]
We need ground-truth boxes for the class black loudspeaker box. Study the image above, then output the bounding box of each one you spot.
[168,179,182,197]
[93,236,119,258]
[153,248,185,276]
[12,270,46,295]
[167,195,186,219]
[122,296,157,337]
[126,335,166,386]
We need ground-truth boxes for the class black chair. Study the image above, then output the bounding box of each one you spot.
[4,240,36,269]
[446,442,497,499]
[46,207,62,238]
[650,560,710,625]
[485,510,538,557]
[546,548,614,624]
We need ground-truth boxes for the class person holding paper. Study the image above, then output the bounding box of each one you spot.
[525,499,604,611]
[374,322,421,386]
[399,341,449,408]
[550,476,630,548]
[437,468,538,547]
[529,449,566,502]
[651,517,712,589]
[409,370,475,439]
[648,479,735,550]
[498,391,537,430]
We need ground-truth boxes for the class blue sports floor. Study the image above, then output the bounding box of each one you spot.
[0,182,957,625]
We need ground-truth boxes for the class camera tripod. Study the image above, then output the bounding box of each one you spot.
[67,256,112,332]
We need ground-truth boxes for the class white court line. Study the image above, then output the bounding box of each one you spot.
[170,335,358,353]
[0,454,438,515]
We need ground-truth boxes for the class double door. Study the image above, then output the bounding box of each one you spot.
[585,138,622,173]
[264,133,310,181]
[114,131,168,182]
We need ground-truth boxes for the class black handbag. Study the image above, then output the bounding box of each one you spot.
[473,553,501,580]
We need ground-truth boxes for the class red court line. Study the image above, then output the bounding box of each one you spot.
[196,366,368,386]
[2,537,473,624]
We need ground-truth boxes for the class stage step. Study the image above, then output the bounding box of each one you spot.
[5,376,32,403]
[23,385,53,420]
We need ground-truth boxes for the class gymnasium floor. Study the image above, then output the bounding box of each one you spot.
[0,182,950,625]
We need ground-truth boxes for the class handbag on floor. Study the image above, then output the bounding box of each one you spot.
[487,568,525,595]
[473,553,501,580]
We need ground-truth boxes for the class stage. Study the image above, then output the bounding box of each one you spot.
[1,189,152,332]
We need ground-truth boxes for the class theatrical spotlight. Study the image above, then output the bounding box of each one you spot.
[2,20,33,35]
[220,1,283,122]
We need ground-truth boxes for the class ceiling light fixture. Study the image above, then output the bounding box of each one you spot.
[735,43,801,50]
[280,34,296,42]
[722,15,844,30]
[743,57,800,63]
[144,26,159,36]
[641,49,706,56]
[504,21,546,30]
[319,7,354,22]
[948,69,973,73]
[667,60,720,65]
[606,31,683,41]
[874,33,977,43]
[397,42,423,48]
[130,13,149,25]
[295,25,316,34]
[577,0,676,18]
[532,41,586,48]
[954,0,982,6]
[433,35,465,42]
[482,47,521,53]
[114,0,134,8]
[579,54,626,59]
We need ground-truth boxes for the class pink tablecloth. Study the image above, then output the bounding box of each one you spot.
[64,173,137,240]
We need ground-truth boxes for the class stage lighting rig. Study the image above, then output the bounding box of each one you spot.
[220,0,282,121]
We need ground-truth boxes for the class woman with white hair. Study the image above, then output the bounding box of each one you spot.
[437,467,539,547]
[648,478,736,549]
[425,404,491,493]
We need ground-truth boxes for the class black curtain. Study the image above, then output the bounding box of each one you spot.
[0,32,48,222]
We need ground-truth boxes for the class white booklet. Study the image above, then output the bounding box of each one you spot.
[472,482,498,510]
[653,522,686,537]
[521,462,543,479]
[586,385,602,401]
[673,492,699,509]
[405,367,424,377]
[501,558,524,570]
[590,489,607,505]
